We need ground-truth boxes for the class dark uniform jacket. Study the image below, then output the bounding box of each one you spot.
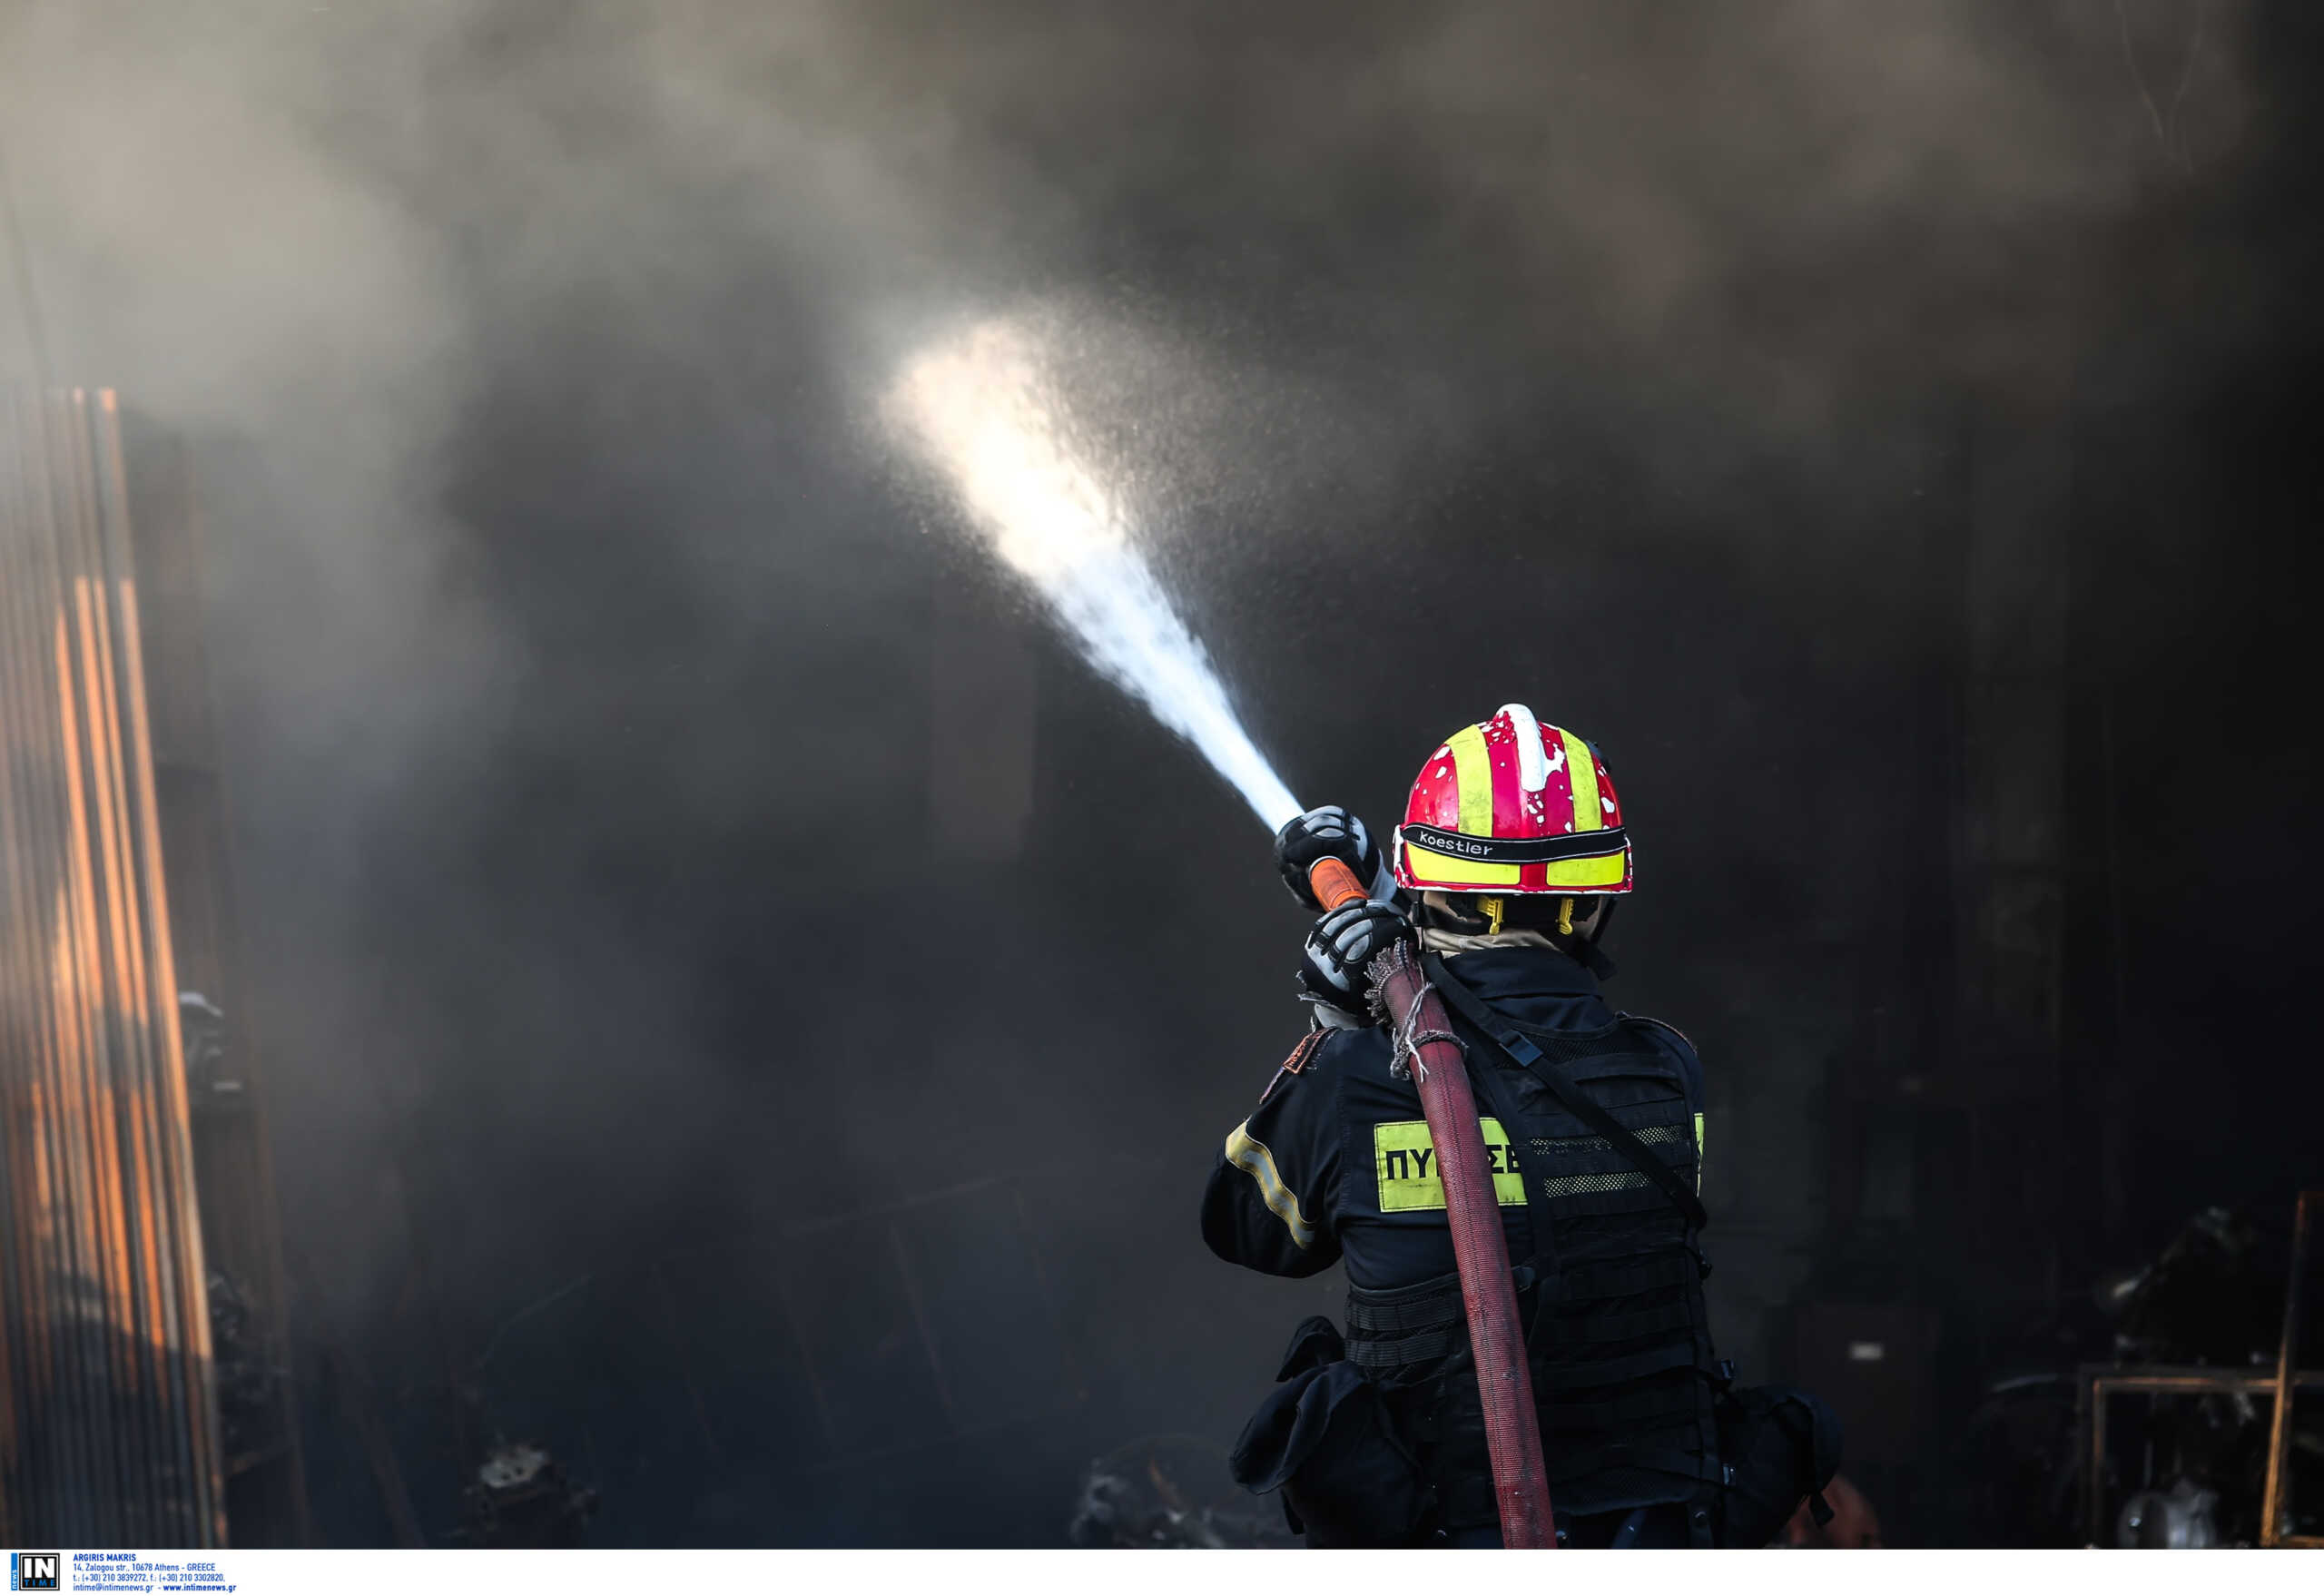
[1202,945,1704,1293]
[1202,943,1760,1546]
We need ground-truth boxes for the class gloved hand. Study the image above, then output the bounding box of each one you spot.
[1297,899,1414,1018]
[1275,805,1391,911]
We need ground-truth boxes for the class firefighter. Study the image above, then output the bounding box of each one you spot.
[1204,704,1836,1548]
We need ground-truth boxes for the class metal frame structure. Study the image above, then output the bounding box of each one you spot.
[3,392,309,1545]
[0,389,225,1544]
[2079,1190,2324,1548]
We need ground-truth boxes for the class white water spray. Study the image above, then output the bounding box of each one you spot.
[884,317,1303,832]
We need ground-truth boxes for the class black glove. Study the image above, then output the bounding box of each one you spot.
[1297,900,1414,1016]
[1275,805,1390,911]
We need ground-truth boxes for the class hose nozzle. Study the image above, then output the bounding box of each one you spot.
[1306,856,1371,911]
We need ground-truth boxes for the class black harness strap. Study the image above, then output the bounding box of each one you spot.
[1345,1325,1464,1370]
[1423,953,1709,1233]
[1343,1271,1466,1337]
[1559,1253,1701,1297]
[1550,1442,1730,1489]
[1439,995,1564,1297]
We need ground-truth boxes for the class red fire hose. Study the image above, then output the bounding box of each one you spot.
[1306,858,1557,1549]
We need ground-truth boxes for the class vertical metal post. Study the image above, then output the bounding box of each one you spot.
[2083,1370,2110,1548]
[2260,1190,2316,1547]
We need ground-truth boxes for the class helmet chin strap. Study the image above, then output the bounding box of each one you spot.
[1564,897,1619,979]
[1561,928,1619,980]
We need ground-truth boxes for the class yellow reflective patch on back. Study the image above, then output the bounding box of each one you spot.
[1448,724,1493,836]
[1694,1111,1705,1194]
[1561,728,1601,832]
[1374,1118,1526,1211]
[1403,842,1522,887]
[1542,850,1628,888]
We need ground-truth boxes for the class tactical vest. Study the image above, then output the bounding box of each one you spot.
[1342,994,1723,1532]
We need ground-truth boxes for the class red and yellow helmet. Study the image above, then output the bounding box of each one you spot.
[1392,704,1633,895]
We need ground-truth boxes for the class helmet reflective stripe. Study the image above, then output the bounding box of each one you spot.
[1403,833,1522,887]
[1541,851,1629,889]
[1560,725,1603,833]
[1446,722,1494,836]
[1393,704,1635,896]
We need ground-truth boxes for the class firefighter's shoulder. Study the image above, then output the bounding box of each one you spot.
[1621,1012,1700,1060]
[1256,1020,1375,1102]
[1620,1013,1707,1100]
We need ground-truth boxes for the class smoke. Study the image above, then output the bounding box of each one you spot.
[885,314,1301,831]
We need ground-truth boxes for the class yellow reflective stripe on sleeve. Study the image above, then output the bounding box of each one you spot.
[1561,728,1601,832]
[1694,1111,1705,1194]
[1225,1121,1315,1249]
[1403,842,1522,887]
[1448,723,1493,836]
[1542,851,1629,888]
[1374,1118,1527,1211]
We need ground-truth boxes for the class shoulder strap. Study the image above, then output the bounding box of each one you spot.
[1423,952,1709,1232]
[1447,1009,1561,1284]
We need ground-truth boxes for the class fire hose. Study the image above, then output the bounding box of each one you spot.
[1305,856,1557,1549]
